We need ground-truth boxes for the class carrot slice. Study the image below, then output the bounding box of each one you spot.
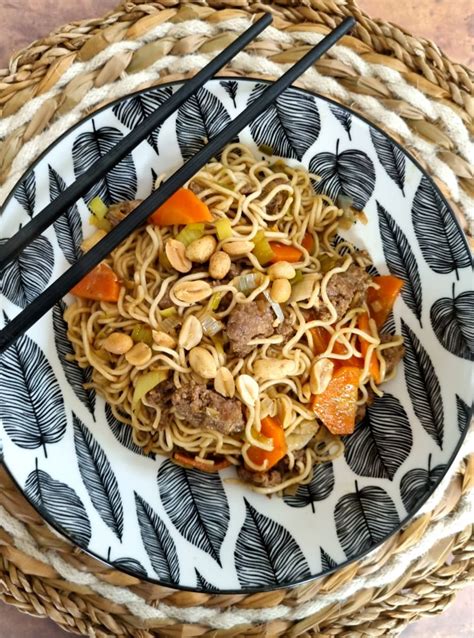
[302,232,315,254]
[173,452,231,473]
[311,327,360,365]
[269,242,303,263]
[70,262,120,302]
[358,312,381,384]
[149,188,213,226]
[367,275,403,328]
[312,366,361,435]
[247,416,288,470]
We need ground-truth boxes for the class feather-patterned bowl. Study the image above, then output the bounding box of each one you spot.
[0,78,472,593]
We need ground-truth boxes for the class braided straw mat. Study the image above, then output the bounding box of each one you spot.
[0,1,473,636]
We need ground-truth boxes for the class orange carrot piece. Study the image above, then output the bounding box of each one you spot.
[311,327,358,362]
[302,232,315,254]
[173,452,231,473]
[269,242,303,263]
[358,312,381,384]
[247,416,288,470]
[367,275,404,328]
[312,366,361,435]
[70,262,120,302]
[149,188,213,226]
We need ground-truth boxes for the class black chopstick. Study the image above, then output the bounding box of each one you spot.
[0,13,272,271]
[0,17,356,353]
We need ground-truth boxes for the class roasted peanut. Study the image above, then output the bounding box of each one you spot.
[165,239,192,273]
[152,330,176,349]
[125,342,152,366]
[270,278,292,303]
[178,315,203,350]
[222,240,254,257]
[173,280,212,304]
[268,261,296,280]
[103,332,134,355]
[236,374,259,407]
[188,346,217,379]
[209,251,231,280]
[214,366,235,398]
[185,235,217,263]
[310,358,334,395]
[253,358,297,381]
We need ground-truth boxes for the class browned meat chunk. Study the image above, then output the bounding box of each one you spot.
[227,298,275,356]
[171,381,245,435]
[188,180,204,195]
[318,264,371,321]
[237,465,283,488]
[263,177,288,215]
[380,335,405,377]
[157,287,173,310]
[147,379,175,411]
[237,450,306,488]
[106,200,142,227]
[276,315,295,343]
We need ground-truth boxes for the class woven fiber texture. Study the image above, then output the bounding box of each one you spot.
[0,1,473,636]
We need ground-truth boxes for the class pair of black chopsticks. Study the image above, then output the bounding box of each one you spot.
[0,15,356,353]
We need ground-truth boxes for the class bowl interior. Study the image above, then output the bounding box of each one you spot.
[0,78,472,593]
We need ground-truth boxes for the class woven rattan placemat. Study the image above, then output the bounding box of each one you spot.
[0,1,473,636]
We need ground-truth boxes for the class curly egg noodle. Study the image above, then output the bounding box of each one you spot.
[65,143,404,495]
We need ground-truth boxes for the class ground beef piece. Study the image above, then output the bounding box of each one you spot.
[263,177,288,216]
[276,315,295,343]
[171,381,245,435]
[236,450,306,488]
[106,200,142,227]
[237,465,283,488]
[147,379,175,409]
[157,287,173,310]
[380,335,405,377]
[317,264,371,321]
[227,298,275,356]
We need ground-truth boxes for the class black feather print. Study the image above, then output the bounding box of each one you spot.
[151,167,158,189]
[105,403,154,459]
[176,87,234,162]
[235,499,311,588]
[320,547,337,571]
[49,165,83,264]
[134,493,180,582]
[283,461,334,511]
[430,284,474,360]
[329,104,352,140]
[309,139,375,210]
[381,311,397,336]
[13,170,36,217]
[73,414,124,540]
[0,315,66,457]
[343,393,412,480]
[25,460,91,547]
[113,557,147,579]
[412,175,471,279]
[220,80,238,108]
[377,202,423,325]
[401,320,444,448]
[248,84,321,161]
[0,235,54,309]
[157,459,229,565]
[400,455,446,512]
[456,395,471,433]
[335,483,400,559]
[72,121,137,206]
[52,300,95,418]
[112,86,173,154]
[195,569,218,592]
[370,128,406,194]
